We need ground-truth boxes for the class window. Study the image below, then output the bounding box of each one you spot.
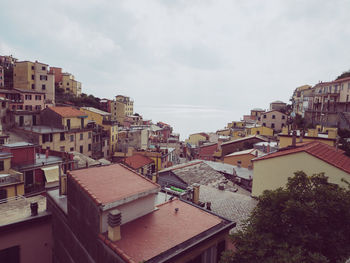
[263,114,266,119]
[88,144,91,151]
[0,161,4,171]
[282,115,285,120]
[0,245,20,263]
[66,88,70,91]
[31,84,35,89]
[70,147,74,151]
[35,95,41,100]
[263,123,266,127]
[60,146,65,152]
[80,133,83,140]
[1,102,5,108]
[40,75,47,80]
[88,132,92,139]
[67,82,70,86]
[112,135,114,141]
[60,132,65,141]
[31,65,35,70]
[42,84,46,90]
[79,145,83,153]
[67,119,71,130]
[31,74,34,80]
[42,66,46,70]
[35,105,41,110]
[272,115,275,119]
[271,123,275,129]
[25,105,33,111]
[25,95,32,100]
[70,135,74,142]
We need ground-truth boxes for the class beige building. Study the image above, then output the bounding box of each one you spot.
[185,133,209,146]
[269,100,287,111]
[257,110,287,132]
[223,148,264,168]
[13,61,55,106]
[111,95,134,124]
[59,73,82,97]
[251,141,350,197]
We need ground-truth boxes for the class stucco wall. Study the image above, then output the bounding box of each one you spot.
[252,152,350,196]
[0,216,52,263]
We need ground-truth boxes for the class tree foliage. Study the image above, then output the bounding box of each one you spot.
[222,171,350,263]
[55,88,102,109]
[336,70,350,80]
[338,129,350,157]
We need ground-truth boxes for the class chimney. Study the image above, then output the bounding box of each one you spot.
[292,130,297,147]
[108,210,122,242]
[45,149,49,159]
[206,202,211,211]
[266,144,270,153]
[255,150,258,157]
[30,202,38,216]
[192,183,200,205]
[299,130,304,143]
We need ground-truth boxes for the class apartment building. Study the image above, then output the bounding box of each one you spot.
[47,164,234,263]
[80,107,118,158]
[111,95,134,124]
[13,61,55,106]
[257,110,287,132]
[0,55,17,89]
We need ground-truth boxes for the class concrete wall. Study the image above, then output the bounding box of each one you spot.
[0,215,52,263]
[101,194,156,232]
[223,153,255,168]
[252,152,350,196]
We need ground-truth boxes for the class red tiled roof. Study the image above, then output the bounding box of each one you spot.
[68,164,160,205]
[49,106,86,117]
[99,199,224,262]
[124,154,154,170]
[253,141,350,174]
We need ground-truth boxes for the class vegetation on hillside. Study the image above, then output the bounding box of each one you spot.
[55,87,102,109]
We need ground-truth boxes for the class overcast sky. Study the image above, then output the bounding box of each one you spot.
[1,0,350,139]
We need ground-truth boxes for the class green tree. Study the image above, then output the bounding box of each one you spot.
[222,171,350,263]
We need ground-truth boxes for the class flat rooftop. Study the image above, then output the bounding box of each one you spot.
[21,126,65,134]
[0,195,46,226]
[69,164,160,207]
[100,198,232,262]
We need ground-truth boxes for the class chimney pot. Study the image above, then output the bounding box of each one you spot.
[192,183,200,205]
[108,210,122,242]
[30,202,38,216]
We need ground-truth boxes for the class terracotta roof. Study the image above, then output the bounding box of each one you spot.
[99,199,230,263]
[48,106,86,117]
[225,148,265,157]
[68,164,160,206]
[221,135,270,146]
[123,154,154,170]
[253,141,350,174]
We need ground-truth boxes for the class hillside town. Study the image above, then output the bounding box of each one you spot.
[1,54,350,263]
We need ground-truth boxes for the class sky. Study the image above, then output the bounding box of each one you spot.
[1,0,350,139]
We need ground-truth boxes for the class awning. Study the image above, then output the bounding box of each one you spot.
[42,166,59,183]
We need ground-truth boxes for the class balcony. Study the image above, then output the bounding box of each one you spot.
[0,172,23,186]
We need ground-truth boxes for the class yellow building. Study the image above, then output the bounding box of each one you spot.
[185,133,209,146]
[245,125,274,137]
[111,95,134,124]
[251,141,350,197]
[13,60,55,105]
[80,107,118,155]
[278,128,336,148]
[0,152,24,199]
[223,148,264,168]
[227,121,245,129]
[59,73,82,97]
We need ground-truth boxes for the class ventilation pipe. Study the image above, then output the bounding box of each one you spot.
[108,210,122,242]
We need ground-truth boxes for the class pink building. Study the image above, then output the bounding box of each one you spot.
[49,67,62,87]
[0,89,46,112]
[257,110,287,132]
